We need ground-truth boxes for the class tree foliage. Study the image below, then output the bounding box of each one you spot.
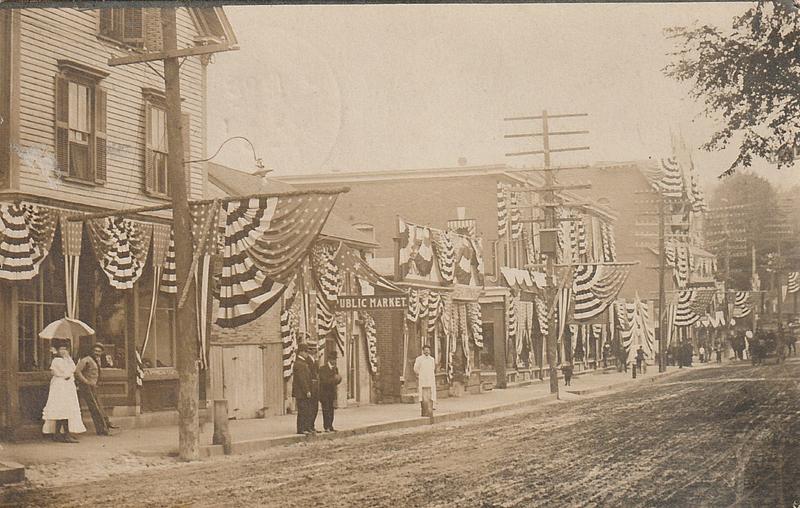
[664,3,800,177]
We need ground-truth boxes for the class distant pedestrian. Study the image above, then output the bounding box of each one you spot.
[636,346,647,375]
[561,363,574,386]
[42,339,85,443]
[292,343,319,435]
[75,343,116,436]
[602,343,611,368]
[715,346,722,363]
[413,345,437,410]
[318,351,342,432]
[699,346,706,363]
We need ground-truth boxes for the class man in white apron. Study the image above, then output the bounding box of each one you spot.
[413,345,437,408]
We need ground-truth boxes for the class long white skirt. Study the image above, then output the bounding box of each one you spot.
[42,377,86,434]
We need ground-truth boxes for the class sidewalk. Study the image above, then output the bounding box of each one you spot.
[1,364,700,471]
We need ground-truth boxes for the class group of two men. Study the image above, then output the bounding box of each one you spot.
[292,343,342,435]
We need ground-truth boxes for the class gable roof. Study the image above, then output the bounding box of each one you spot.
[187,7,238,47]
[206,162,379,248]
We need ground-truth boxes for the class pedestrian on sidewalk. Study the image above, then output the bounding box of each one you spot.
[715,346,722,363]
[636,346,647,375]
[561,362,574,386]
[602,343,611,369]
[413,345,437,410]
[42,339,86,443]
[292,343,319,435]
[75,343,117,436]
[698,345,706,363]
[318,350,342,432]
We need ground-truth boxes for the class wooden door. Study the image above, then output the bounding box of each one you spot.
[261,343,284,417]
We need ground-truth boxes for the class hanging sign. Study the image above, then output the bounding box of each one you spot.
[334,295,409,310]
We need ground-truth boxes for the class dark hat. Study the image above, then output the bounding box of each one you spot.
[297,342,309,353]
[93,342,106,351]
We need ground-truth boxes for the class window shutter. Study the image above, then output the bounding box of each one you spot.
[122,8,144,46]
[98,9,113,37]
[182,113,192,197]
[54,74,70,177]
[94,86,107,184]
[144,103,155,194]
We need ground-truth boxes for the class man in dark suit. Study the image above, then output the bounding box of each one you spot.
[318,350,342,432]
[75,343,118,435]
[292,343,319,435]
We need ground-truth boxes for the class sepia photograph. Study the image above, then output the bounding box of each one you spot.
[0,1,799,506]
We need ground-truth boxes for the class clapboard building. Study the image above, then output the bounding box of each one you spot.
[0,6,236,438]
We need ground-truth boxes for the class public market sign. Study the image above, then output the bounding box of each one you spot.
[335,295,409,310]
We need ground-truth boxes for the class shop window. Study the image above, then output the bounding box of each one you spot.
[136,269,176,368]
[89,267,128,369]
[17,248,67,372]
[55,61,108,185]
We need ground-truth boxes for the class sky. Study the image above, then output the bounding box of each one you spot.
[206,3,800,194]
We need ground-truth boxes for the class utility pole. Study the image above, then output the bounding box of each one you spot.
[505,110,590,397]
[161,7,199,462]
[657,195,667,373]
[106,7,238,461]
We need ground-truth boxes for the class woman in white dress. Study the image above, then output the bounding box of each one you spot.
[42,339,86,443]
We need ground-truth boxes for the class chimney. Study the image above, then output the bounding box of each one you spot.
[456,207,466,220]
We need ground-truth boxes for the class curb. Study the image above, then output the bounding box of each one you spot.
[196,367,701,458]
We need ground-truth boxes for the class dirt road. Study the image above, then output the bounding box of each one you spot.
[3,361,799,507]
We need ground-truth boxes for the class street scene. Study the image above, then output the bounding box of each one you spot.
[1,2,800,507]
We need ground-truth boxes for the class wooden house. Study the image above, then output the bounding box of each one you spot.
[0,6,236,439]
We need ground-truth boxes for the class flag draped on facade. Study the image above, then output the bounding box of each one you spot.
[510,192,522,240]
[507,291,518,351]
[217,193,337,328]
[190,201,223,369]
[572,264,630,321]
[88,217,152,290]
[280,278,299,379]
[576,217,588,259]
[0,203,56,281]
[733,291,752,318]
[466,302,483,348]
[788,272,799,294]
[333,242,404,293]
[496,181,508,238]
[659,158,684,197]
[59,213,83,318]
[159,231,177,293]
[137,223,171,387]
[362,312,379,375]
[432,229,455,284]
[601,222,617,262]
[620,294,655,363]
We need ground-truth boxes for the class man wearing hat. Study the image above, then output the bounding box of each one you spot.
[75,342,117,435]
[318,350,342,432]
[292,343,319,435]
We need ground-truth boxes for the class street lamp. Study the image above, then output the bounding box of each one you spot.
[186,135,269,174]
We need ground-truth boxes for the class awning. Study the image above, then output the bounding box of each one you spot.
[500,266,546,293]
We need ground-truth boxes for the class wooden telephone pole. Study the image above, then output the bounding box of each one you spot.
[505,110,590,397]
[107,7,237,461]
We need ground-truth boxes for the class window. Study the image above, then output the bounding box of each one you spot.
[97,8,144,48]
[143,90,191,199]
[55,61,108,185]
[137,269,176,368]
[17,249,67,372]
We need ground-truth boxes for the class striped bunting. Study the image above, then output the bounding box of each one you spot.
[497,181,508,237]
[620,295,655,362]
[88,217,152,290]
[466,302,483,348]
[510,192,522,240]
[569,216,579,263]
[159,232,177,294]
[312,242,342,302]
[572,264,631,321]
[418,290,430,321]
[788,272,799,294]
[447,298,458,381]
[432,229,455,284]
[675,243,689,288]
[576,217,588,259]
[458,303,471,377]
[217,193,337,328]
[659,158,684,198]
[0,203,57,280]
[281,279,299,378]
[674,290,699,327]
[507,291,518,345]
[533,294,549,338]
[523,227,538,265]
[363,312,379,375]
[690,173,708,212]
[733,291,751,318]
[406,289,420,323]
[427,291,442,335]
[601,222,617,262]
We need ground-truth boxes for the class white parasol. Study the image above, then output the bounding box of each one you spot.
[38,317,95,342]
